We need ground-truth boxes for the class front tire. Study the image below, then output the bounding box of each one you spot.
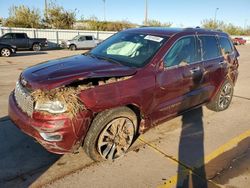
[1,48,11,57]
[84,107,138,161]
[206,80,234,112]
[69,44,77,51]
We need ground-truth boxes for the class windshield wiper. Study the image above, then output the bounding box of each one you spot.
[84,52,96,58]
[86,53,121,65]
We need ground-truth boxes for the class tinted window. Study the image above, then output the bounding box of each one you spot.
[199,36,220,60]
[164,36,199,67]
[3,34,13,39]
[219,37,233,54]
[86,36,93,40]
[15,33,26,39]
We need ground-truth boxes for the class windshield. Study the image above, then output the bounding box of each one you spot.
[89,32,168,67]
[72,35,80,40]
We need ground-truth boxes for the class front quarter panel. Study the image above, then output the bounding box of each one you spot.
[79,70,156,119]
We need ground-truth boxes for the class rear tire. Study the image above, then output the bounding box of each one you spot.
[206,79,234,112]
[32,43,41,51]
[1,48,11,57]
[83,107,138,161]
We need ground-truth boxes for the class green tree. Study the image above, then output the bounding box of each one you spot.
[201,19,246,35]
[143,19,172,27]
[76,17,136,31]
[201,19,221,29]
[4,5,41,28]
[223,23,245,35]
[43,2,76,29]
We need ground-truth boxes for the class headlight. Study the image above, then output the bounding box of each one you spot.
[35,100,67,114]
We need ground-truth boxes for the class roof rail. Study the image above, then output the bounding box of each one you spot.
[184,27,194,30]
[214,29,223,32]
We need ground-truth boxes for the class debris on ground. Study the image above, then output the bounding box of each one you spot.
[134,148,140,153]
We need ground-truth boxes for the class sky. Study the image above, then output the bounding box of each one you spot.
[0,0,249,28]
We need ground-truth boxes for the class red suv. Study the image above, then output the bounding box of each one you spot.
[9,27,239,161]
[232,37,247,45]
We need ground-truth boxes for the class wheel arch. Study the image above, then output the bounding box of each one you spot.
[88,103,145,134]
[32,42,41,46]
[69,43,77,47]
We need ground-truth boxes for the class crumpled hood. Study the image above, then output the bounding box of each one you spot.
[21,54,137,90]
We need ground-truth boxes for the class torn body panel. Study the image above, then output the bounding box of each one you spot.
[11,71,147,154]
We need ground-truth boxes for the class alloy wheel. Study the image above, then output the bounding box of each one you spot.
[218,83,233,109]
[33,44,41,51]
[97,117,135,160]
[1,48,11,57]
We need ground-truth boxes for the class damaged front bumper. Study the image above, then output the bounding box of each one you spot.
[8,92,93,154]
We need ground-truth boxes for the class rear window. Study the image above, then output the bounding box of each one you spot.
[219,37,233,54]
[199,36,220,60]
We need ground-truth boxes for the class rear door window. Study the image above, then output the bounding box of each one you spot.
[85,36,93,40]
[199,36,220,60]
[219,37,233,54]
[15,33,26,39]
[164,36,199,67]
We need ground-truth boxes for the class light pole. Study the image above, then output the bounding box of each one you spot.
[244,19,248,30]
[102,0,106,21]
[144,0,148,25]
[45,0,48,18]
[214,8,219,26]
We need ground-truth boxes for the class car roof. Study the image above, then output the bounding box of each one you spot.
[5,32,26,34]
[124,27,229,38]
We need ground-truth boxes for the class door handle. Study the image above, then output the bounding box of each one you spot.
[219,61,227,65]
[190,67,201,74]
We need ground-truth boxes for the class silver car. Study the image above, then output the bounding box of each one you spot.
[61,35,100,50]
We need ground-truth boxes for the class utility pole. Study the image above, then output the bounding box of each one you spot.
[144,0,148,25]
[103,0,106,21]
[244,19,248,30]
[45,0,48,19]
